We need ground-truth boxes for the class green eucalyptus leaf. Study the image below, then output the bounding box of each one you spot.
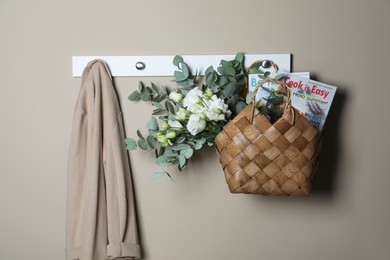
[235,101,246,114]
[136,130,145,140]
[222,83,236,98]
[218,64,235,76]
[146,117,158,130]
[152,108,166,115]
[176,136,186,143]
[259,106,270,115]
[146,135,157,149]
[199,137,206,144]
[246,91,254,104]
[163,149,179,158]
[154,94,167,102]
[180,62,190,78]
[156,156,172,166]
[137,139,148,150]
[152,171,168,180]
[179,79,195,87]
[165,101,175,114]
[151,82,160,93]
[227,94,239,108]
[263,71,271,78]
[170,144,191,151]
[178,155,186,169]
[235,52,244,63]
[205,66,214,75]
[261,85,272,93]
[152,102,163,108]
[140,89,151,101]
[148,129,158,138]
[125,138,137,150]
[269,108,282,118]
[194,142,202,150]
[173,55,183,66]
[218,76,228,86]
[138,82,144,92]
[274,73,286,81]
[270,96,285,105]
[173,71,186,82]
[206,71,217,86]
[181,148,193,159]
[128,90,140,101]
[250,68,264,74]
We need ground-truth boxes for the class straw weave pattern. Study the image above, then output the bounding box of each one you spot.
[215,104,321,195]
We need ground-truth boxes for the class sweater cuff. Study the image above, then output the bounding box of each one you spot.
[107,242,141,259]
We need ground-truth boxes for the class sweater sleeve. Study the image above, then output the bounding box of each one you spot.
[104,112,141,259]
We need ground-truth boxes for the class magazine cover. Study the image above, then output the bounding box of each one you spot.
[248,73,337,131]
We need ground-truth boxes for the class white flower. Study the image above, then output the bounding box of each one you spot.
[186,114,206,136]
[169,91,183,103]
[204,109,226,121]
[175,107,190,121]
[183,87,203,109]
[204,95,231,121]
[187,102,206,114]
[168,119,183,128]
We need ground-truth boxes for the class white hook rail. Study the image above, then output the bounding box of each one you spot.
[72,54,290,77]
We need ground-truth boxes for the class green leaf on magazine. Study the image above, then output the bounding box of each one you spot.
[269,96,284,105]
[274,73,286,81]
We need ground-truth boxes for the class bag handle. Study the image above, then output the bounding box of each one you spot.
[246,60,279,74]
[249,78,294,124]
[240,60,279,99]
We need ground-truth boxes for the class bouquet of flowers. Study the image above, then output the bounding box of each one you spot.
[126,53,251,179]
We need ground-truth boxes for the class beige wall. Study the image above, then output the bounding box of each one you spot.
[1,0,390,259]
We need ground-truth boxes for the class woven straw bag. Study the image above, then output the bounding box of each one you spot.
[215,78,321,195]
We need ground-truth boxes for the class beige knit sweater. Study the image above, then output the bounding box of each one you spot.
[66,60,141,260]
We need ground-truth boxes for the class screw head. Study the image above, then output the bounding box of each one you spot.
[261,60,272,69]
[135,62,145,70]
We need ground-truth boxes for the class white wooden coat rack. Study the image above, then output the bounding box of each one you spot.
[72,54,291,77]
